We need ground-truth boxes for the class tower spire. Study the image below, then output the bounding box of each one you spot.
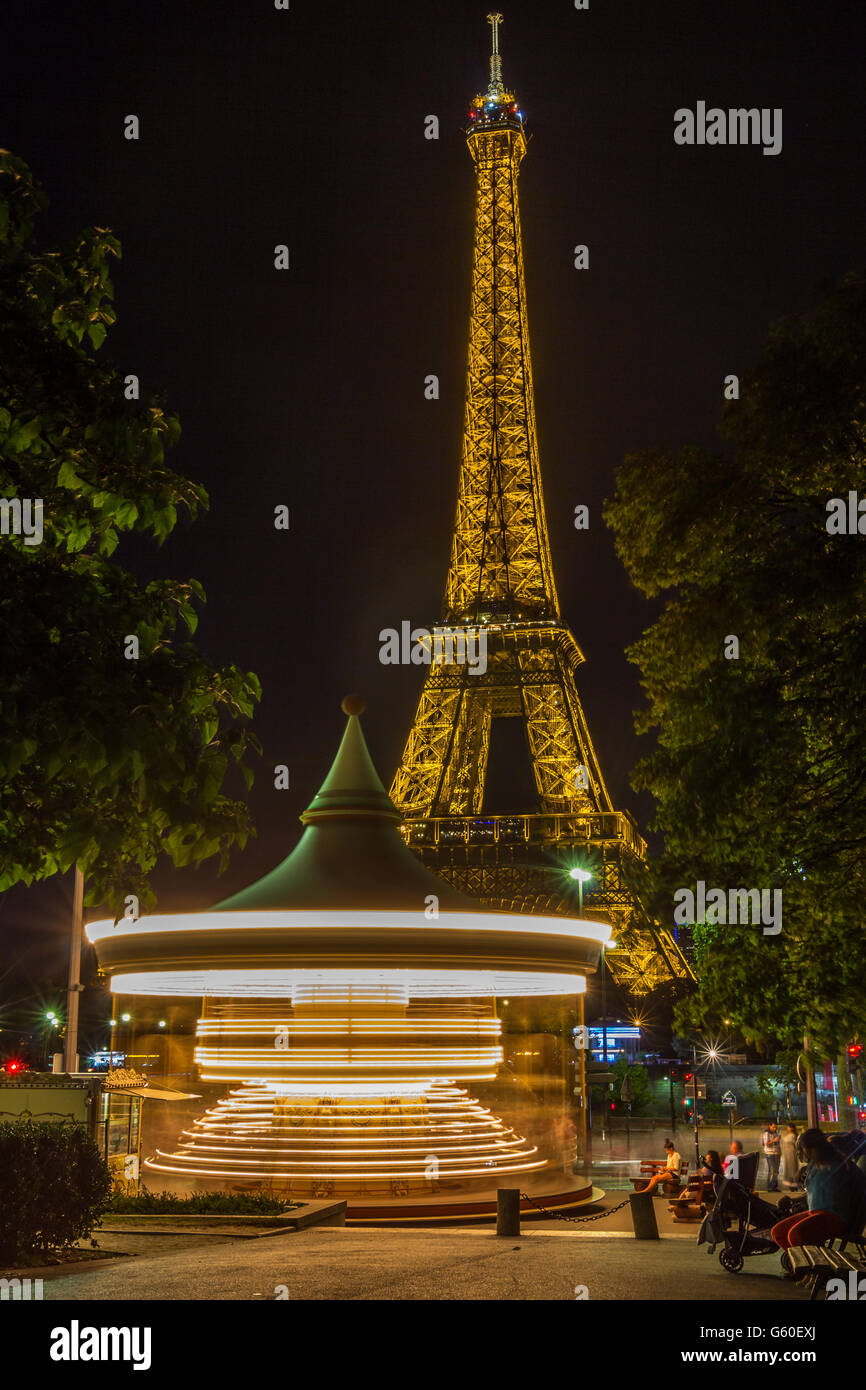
[487,12,504,97]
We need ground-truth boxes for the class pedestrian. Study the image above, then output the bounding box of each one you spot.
[761,1119,781,1191]
[771,1128,864,1251]
[780,1123,799,1189]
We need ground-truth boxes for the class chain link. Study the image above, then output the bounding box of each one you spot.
[519,1191,632,1225]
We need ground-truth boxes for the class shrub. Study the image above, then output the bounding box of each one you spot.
[105,1189,296,1215]
[0,1119,111,1263]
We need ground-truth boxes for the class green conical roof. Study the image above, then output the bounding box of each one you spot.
[301,710,399,823]
[212,697,470,913]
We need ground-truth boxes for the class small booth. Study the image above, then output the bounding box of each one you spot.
[0,1068,198,1195]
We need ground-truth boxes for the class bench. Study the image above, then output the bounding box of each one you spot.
[631,1161,689,1195]
[669,1177,715,1222]
[787,1245,866,1300]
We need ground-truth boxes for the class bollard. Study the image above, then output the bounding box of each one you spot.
[497,1187,521,1237]
[628,1190,660,1239]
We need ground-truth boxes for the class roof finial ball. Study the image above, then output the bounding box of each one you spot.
[341,693,366,717]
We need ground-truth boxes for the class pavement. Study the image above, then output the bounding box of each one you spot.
[36,1195,810,1302]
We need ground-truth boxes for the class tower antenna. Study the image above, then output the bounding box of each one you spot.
[487,12,504,96]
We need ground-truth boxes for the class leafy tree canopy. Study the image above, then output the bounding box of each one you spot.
[0,151,261,913]
[605,275,866,1057]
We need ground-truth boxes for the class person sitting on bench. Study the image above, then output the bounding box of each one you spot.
[639,1140,683,1193]
[771,1128,864,1250]
[670,1150,723,1215]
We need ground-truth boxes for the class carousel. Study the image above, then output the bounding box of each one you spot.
[87,696,608,1221]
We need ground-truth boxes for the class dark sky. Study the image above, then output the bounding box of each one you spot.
[1,0,863,983]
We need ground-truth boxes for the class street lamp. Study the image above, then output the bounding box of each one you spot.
[43,1011,60,1068]
[568,866,592,916]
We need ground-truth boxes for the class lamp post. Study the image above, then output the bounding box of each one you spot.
[63,865,84,1073]
[568,866,601,1142]
[692,1043,700,1168]
[568,866,592,917]
[43,1011,59,1068]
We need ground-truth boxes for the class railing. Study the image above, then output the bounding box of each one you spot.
[402,811,646,857]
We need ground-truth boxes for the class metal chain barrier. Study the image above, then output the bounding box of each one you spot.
[520,1191,632,1225]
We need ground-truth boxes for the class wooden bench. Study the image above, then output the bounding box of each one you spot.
[631,1161,689,1195]
[787,1245,866,1300]
[669,1176,715,1222]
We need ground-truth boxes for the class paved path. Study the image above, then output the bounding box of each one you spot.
[41,1223,808,1302]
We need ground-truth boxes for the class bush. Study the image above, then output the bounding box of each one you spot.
[105,1189,296,1215]
[0,1119,111,1263]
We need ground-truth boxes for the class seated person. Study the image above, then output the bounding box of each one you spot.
[771,1128,862,1250]
[638,1139,682,1193]
[723,1139,743,1176]
[670,1150,722,1211]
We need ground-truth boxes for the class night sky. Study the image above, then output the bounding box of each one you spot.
[1,0,863,991]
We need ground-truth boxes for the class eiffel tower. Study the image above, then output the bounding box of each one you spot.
[390,15,692,996]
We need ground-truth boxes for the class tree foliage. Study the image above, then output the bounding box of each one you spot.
[0,151,261,912]
[605,276,866,1056]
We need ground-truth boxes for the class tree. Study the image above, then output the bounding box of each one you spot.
[604,276,866,1058]
[0,151,261,913]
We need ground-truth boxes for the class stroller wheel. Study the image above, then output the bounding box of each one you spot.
[719,1248,744,1273]
[780,1250,793,1277]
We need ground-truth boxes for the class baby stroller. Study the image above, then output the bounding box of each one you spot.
[697,1151,779,1272]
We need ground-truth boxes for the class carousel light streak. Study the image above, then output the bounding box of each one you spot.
[104,969,591,998]
[90,698,607,1201]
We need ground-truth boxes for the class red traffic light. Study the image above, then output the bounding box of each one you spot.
[684,1072,694,1082]
[847,1043,863,1060]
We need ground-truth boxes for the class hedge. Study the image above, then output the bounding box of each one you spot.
[106,1189,296,1215]
[0,1118,111,1263]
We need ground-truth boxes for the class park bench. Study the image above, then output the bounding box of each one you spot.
[786,1244,866,1300]
[669,1176,716,1222]
[631,1159,689,1195]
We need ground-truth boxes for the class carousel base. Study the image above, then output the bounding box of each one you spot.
[343,1175,603,1224]
[141,1163,602,1224]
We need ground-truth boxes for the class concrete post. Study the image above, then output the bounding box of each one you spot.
[629,1191,660,1239]
[497,1187,521,1237]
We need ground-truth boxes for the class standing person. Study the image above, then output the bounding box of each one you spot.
[780,1123,799,1189]
[771,1128,862,1250]
[762,1119,782,1191]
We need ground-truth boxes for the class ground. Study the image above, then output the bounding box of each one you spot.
[30,1194,809,1302]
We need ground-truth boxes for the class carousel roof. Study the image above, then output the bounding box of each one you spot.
[212,696,470,913]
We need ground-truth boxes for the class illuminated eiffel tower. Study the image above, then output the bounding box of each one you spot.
[391,15,692,995]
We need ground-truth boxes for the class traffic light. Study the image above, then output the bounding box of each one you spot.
[847,1043,863,1061]
[684,1071,694,1082]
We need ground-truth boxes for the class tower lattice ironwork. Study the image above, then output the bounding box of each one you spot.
[391,15,692,996]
